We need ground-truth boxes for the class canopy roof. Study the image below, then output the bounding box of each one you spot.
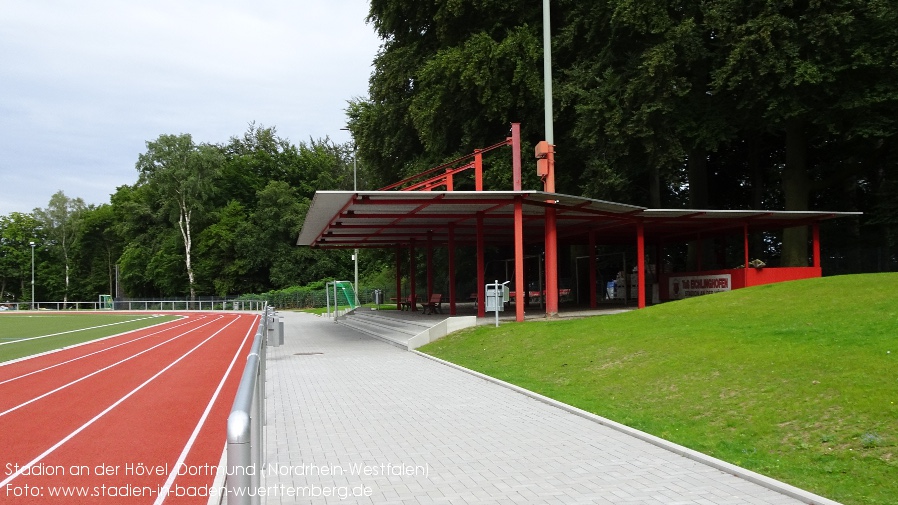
[296,190,859,249]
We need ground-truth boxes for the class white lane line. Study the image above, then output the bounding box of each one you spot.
[0,315,242,489]
[155,314,259,504]
[0,316,205,386]
[0,316,226,418]
[0,315,162,346]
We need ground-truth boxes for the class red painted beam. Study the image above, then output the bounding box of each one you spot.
[637,220,646,309]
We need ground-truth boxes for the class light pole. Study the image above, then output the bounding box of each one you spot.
[341,128,359,302]
[543,0,554,147]
[29,241,35,310]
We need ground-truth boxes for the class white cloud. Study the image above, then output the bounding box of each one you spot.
[0,0,379,213]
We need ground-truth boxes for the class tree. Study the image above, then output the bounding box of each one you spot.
[707,0,898,264]
[0,212,42,303]
[33,191,86,304]
[72,204,121,299]
[135,134,223,301]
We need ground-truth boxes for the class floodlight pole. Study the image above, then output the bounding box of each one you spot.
[542,0,559,317]
[29,241,35,310]
[342,128,360,302]
[543,0,554,147]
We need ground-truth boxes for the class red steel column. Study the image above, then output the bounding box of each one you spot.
[446,168,454,191]
[812,222,821,268]
[744,223,750,287]
[475,149,483,191]
[545,205,559,317]
[589,230,597,308]
[511,123,522,191]
[409,239,417,311]
[637,220,646,309]
[543,143,558,316]
[514,196,525,322]
[477,211,486,318]
[448,223,457,315]
[395,245,402,310]
[426,231,434,300]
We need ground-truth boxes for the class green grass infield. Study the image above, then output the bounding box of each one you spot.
[0,313,180,363]
[420,273,898,505]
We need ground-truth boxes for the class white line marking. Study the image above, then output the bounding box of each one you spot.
[0,315,161,346]
[0,315,241,488]
[155,314,258,504]
[0,316,203,385]
[0,316,226,418]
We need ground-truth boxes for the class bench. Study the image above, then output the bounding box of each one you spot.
[420,293,443,315]
[398,294,417,311]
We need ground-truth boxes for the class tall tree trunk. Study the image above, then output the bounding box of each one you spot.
[179,203,196,303]
[107,248,114,296]
[687,150,708,270]
[782,118,810,266]
[63,251,70,305]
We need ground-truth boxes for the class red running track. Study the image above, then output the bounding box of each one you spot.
[0,312,259,504]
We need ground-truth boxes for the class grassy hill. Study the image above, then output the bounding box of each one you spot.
[420,273,898,505]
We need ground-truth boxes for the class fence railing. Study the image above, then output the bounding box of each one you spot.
[0,299,267,312]
[225,304,280,505]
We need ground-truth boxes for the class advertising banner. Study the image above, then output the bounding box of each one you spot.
[668,274,732,300]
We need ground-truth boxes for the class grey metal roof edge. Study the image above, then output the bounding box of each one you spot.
[296,191,354,246]
[643,209,863,217]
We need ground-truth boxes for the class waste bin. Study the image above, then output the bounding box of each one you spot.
[373,289,384,305]
[485,284,506,312]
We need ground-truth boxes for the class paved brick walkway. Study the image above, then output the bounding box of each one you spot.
[261,311,817,505]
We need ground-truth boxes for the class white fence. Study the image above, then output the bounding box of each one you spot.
[0,299,267,311]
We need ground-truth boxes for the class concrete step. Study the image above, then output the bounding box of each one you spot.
[338,310,476,351]
[348,311,434,334]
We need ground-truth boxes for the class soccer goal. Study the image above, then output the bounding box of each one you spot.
[325,281,359,321]
[98,294,113,310]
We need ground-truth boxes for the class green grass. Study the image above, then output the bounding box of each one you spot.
[420,273,898,505]
[0,313,180,363]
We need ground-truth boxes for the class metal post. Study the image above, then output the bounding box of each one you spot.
[30,241,35,310]
[395,245,403,310]
[475,149,483,191]
[494,280,500,327]
[476,212,486,318]
[545,206,559,316]
[514,197,525,322]
[589,230,597,308]
[637,220,646,309]
[543,0,554,146]
[227,327,262,505]
[333,282,338,321]
[409,239,417,311]
[448,223,457,315]
[344,127,360,302]
[511,123,522,191]
[426,231,434,301]
[326,283,331,319]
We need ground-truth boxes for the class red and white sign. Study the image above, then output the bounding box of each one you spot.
[669,274,731,300]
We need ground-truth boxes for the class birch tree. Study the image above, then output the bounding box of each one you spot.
[34,191,85,304]
[136,134,222,302]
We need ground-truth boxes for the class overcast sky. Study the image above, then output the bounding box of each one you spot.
[0,0,381,215]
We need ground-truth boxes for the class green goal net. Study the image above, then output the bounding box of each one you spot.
[99,294,113,310]
[327,281,359,315]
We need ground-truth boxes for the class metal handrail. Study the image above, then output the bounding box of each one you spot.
[0,299,267,312]
[225,304,269,505]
